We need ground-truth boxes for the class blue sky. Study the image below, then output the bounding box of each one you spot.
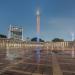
[0,0,74,41]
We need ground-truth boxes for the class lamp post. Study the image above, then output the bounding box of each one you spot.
[71,33,74,58]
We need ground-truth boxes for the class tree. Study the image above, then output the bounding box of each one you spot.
[0,34,7,38]
[52,38,64,42]
[31,37,44,42]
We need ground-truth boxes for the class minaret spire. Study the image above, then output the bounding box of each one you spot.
[36,8,40,42]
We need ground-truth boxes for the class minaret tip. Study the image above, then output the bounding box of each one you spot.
[36,9,40,15]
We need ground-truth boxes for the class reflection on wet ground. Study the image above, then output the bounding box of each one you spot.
[0,50,75,75]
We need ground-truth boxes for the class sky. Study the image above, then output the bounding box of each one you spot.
[0,0,75,41]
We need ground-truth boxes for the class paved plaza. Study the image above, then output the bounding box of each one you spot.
[0,49,75,75]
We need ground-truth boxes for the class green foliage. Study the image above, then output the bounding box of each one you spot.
[31,37,44,42]
[0,34,7,38]
[52,38,64,42]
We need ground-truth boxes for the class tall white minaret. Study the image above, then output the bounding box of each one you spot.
[36,9,40,42]
[35,8,41,64]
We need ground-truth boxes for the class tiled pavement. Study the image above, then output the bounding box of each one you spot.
[0,50,75,75]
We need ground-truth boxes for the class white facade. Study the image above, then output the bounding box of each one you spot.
[8,25,23,40]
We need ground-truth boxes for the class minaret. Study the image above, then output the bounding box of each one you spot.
[35,9,41,64]
[36,9,40,42]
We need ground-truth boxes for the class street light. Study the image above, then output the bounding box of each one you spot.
[71,32,74,58]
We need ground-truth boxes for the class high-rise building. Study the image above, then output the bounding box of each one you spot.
[8,25,23,40]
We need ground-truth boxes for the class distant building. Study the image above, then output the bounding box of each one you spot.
[8,25,23,40]
[0,38,74,60]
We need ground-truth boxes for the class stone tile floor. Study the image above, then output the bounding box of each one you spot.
[0,50,75,75]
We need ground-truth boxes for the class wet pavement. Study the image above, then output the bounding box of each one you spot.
[0,50,75,75]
